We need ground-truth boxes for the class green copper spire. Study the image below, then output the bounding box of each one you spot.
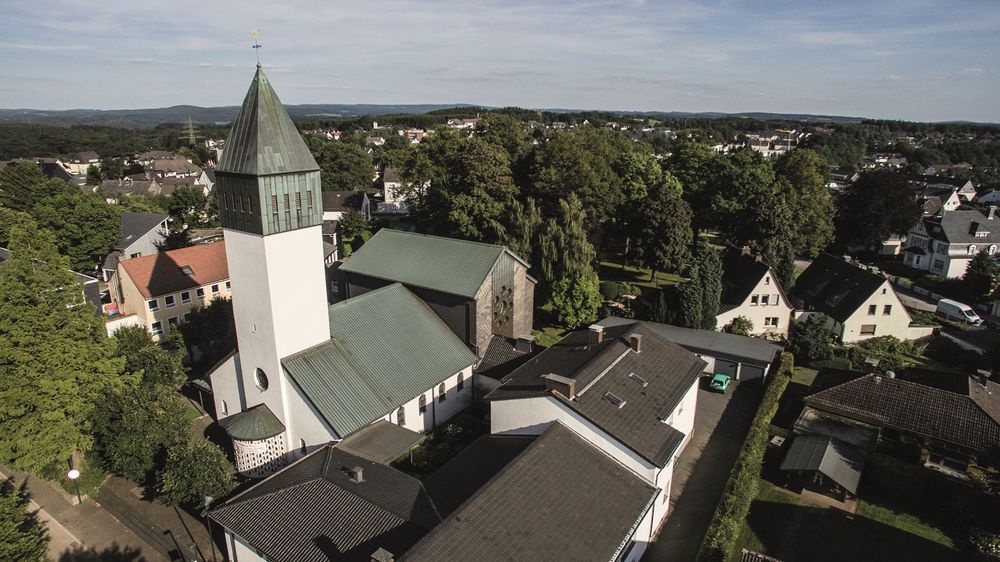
[218,66,319,175]
[215,66,322,235]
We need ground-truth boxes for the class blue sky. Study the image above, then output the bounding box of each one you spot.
[3,0,999,122]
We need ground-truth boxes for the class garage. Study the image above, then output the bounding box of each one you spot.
[598,317,782,382]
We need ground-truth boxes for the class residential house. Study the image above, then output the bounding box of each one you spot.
[97,177,162,202]
[101,212,169,281]
[800,369,1000,470]
[109,241,231,340]
[339,228,536,357]
[198,169,216,195]
[913,186,961,216]
[38,159,80,184]
[792,254,933,343]
[321,191,367,222]
[487,322,704,547]
[909,174,976,202]
[400,129,426,143]
[64,151,100,175]
[208,66,477,479]
[978,190,1000,205]
[903,208,1000,278]
[147,156,202,181]
[446,118,479,130]
[715,249,794,338]
[380,167,408,214]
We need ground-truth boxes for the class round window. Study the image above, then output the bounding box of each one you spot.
[255,368,269,391]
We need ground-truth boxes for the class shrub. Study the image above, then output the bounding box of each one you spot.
[697,352,794,562]
[809,357,853,370]
[599,281,620,301]
[727,316,753,336]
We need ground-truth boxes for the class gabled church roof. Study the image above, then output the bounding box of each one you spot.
[217,66,319,176]
[340,229,532,299]
[281,283,479,438]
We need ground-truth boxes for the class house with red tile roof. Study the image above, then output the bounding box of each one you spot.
[108,241,230,339]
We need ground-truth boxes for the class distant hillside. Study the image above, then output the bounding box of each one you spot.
[0,104,478,128]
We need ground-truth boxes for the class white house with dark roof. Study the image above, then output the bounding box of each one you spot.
[903,208,1000,278]
[487,322,706,547]
[715,249,794,338]
[793,254,934,343]
[101,211,168,281]
[207,65,477,479]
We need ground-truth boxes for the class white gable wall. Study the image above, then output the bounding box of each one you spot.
[715,271,793,338]
[378,365,474,434]
[841,280,913,343]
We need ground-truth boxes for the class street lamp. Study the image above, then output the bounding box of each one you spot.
[66,469,82,505]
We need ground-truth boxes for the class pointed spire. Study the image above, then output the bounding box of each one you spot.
[217,67,318,176]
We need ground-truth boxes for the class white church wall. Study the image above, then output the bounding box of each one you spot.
[209,353,244,421]
[226,530,266,562]
[283,373,340,455]
[381,366,474,434]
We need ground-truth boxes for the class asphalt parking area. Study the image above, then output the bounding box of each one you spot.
[644,377,764,561]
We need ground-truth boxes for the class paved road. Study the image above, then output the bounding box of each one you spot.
[644,379,763,561]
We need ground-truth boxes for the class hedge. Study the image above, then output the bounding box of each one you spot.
[696,351,794,562]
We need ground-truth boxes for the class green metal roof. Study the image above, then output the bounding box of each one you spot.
[339,229,529,299]
[217,65,319,176]
[282,283,479,437]
[224,404,286,441]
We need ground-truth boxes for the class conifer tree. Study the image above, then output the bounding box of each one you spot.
[0,479,48,562]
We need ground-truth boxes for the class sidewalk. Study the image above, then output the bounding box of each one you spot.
[0,467,168,562]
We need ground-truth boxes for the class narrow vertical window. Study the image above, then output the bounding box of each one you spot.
[438,382,447,402]
[457,373,465,391]
[295,192,302,209]
[307,190,314,209]
[418,395,427,413]
[397,406,405,426]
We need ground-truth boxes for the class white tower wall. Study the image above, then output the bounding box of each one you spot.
[225,225,330,445]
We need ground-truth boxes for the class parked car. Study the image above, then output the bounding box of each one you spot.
[709,373,732,392]
[936,298,982,325]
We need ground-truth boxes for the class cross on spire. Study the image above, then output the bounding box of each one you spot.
[250,28,262,66]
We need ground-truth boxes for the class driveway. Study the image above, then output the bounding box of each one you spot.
[644,378,763,561]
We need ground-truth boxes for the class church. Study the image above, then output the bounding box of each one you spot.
[207,64,500,477]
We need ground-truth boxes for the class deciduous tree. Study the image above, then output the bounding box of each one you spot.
[633,179,693,281]
[774,149,835,258]
[964,251,1000,299]
[0,211,128,473]
[32,191,120,271]
[156,439,235,506]
[835,170,921,251]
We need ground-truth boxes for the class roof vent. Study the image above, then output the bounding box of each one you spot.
[180,265,194,276]
[628,372,648,387]
[514,336,534,354]
[604,391,626,408]
[348,465,364,484]
[885,370,895,379]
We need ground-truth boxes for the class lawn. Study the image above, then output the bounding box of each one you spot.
[598,260,684,289]
[733,480,963,562]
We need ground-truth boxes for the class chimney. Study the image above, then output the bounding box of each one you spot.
[741,246,752,257]
[370,548,395,562]
[542,373,576,399]
[990,206,997,220]
[349,466,364,484]
[629,334,642,353]
[514,336,534,354]
[588,324,604,345]
[976,369,990,388]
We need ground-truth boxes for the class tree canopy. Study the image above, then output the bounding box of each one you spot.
[0,210,127,473]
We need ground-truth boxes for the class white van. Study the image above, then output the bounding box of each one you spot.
[936,298,982,325]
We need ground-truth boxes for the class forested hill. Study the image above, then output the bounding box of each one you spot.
[0,104,476,128]
[0,104,880,129]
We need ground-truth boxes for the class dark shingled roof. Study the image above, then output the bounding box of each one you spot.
[805,373,1000,453]
[322,191,368,213]
[210,445,440,562]
[118,212,168,249]
[489,322,704,467]
[422,434,535,518]
[402,422,657,562]
[779,435,866,494]
[792,254,891,323]
[920,209,1000,245]
[474,335,538,381]
[217,66,319,176]
[720,250,771,309]
[597,317,781,366]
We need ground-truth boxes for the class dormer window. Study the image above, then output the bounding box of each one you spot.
[976,231,989,238]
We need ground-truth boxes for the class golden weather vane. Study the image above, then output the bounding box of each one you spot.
[250,29,262,66]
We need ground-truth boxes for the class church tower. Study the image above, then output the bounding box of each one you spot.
[213,65,331,473]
